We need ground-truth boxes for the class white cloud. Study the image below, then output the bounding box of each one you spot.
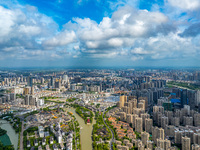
[18,25,41,35]
[73,45,80,50]
[108,38,123,47]
[167,0,200,10]
[131,56,143,61]
[43,30,76,47]
[131,47,152,55]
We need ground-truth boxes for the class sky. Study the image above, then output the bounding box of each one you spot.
[0,0,200,68]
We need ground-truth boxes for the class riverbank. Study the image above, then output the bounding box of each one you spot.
[66,107,96,150]
[71,104,94,124]
[0,119,19,150]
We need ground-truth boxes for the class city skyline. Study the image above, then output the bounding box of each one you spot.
[0,0,200,67]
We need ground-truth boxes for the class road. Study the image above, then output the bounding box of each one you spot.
[103,111,115,150]
[19,121,24,150]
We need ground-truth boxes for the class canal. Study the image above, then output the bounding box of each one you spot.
[67,107,96,150]
[0,119,18,150]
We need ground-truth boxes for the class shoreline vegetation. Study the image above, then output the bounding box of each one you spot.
[71,104,94,124]
[0,120,15,149]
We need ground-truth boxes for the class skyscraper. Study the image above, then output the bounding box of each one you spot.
[181,89,187,107]
[50,76,54,88]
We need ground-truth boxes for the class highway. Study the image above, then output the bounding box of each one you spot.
[103,111,115,150]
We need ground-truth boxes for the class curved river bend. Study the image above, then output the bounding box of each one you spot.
[0,119,18,150]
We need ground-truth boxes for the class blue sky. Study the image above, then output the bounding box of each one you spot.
[0,0,200,67]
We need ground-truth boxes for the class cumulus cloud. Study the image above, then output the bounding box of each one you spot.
[60,6,175,59]
[43,30,77,47]
[0,0,200,65]
[167,0,200,10]
[0,5,58,52]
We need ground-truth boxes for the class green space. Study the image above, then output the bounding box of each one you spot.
[67,112,81,150]
[92,112,111,150]
[44,99,64,104]
[16,94,24,99]
[42,96,61,100]
[46,89,57,91]
[66,98,77,102]
[167,81,200,90]
[41,96,64,104]
[71,104,94,124]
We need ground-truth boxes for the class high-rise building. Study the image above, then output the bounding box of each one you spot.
[50,76,54,87]
[181,89,188,107]
[31,86,34,95]
[10,93,16,101]
[194,113,200,127]
[29,96,37,106]
[135,117,143,133]
[132,114,138,129]
[175,130,183,144]
[25,95,30,105]
[141,131,149,146]
[119,95,127,108]
[27,76,33,87]
[24,87,30,95]
[120,112,126,121]
[157,139,164,149]
[141,113,150,129]
[63,75,68,83]
[164,139,171,149]
[55,79,61,89]
[172,117,180,127]
[41,77,44,84]
[182,136,191,150]
[127,114,133,124]
[145,118,153,133]
[147,140,153,149]
[161,116,168,129]
[138,102,145,110]
[188,90,196,110]
[165,125,175,137]
[152,127,164,143]
[183,116,193,126]
[6,94,10,102]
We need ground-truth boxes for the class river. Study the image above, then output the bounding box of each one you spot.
[0,119,18,150]
[67,107,96,150]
